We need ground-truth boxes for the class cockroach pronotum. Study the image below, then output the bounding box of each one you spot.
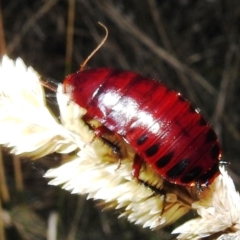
[44,23,224,188]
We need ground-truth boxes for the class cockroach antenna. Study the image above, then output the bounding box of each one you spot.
[79,22,108,72]
[39,76,58,92]
[39,23,108,92]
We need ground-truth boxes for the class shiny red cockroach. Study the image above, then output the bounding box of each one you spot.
[63,67,222,187]
[43,24,223,188]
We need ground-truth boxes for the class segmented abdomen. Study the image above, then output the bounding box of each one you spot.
[64,68,221,186]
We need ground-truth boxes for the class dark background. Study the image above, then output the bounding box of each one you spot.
[1,0,240,239]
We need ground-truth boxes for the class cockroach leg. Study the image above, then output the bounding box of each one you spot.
[94,125,113,137]
[116,157,122,171]
[132,154,144,180]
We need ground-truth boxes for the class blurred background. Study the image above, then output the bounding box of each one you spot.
[0,0,240,239]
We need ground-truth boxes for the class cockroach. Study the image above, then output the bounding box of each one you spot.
[44,23,223,187]
[63,67,223,187]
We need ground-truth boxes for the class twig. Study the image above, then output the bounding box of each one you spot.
[65,0,76,75]
[7,0,58,54]
[212,44,236,137]
[0,198,6,240]
[66,197,85,240]
[0,147,10,202]
[223,114,240,142]
[99,211,112,236]
[13,155,24,192]
[0,1,6,57]
[47,211,58,240]
[221,45,240,142]
[147,0,172,52]
[147,0,201,106]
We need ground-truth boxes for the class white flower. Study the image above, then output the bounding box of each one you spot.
[0,56,78,158]
[172,167,240,239]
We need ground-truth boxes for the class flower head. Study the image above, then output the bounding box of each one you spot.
[173,167,240,239]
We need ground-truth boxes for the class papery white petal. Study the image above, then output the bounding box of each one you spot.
[0,55,78,157]
[173,167,240,239]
